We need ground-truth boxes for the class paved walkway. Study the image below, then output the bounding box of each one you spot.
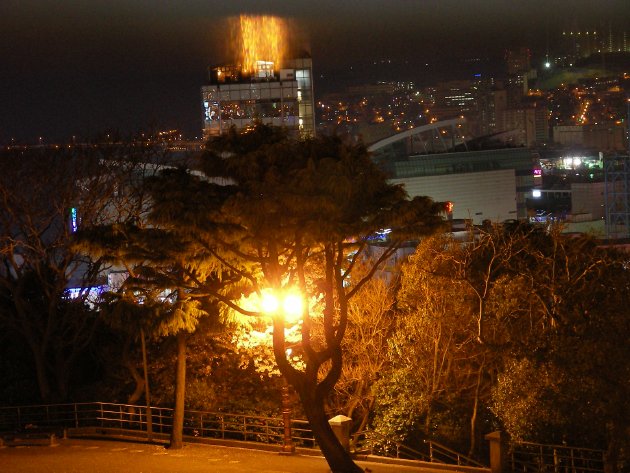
[0,438,456,473]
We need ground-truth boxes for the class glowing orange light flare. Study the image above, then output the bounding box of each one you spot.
[231,15,288,75]
[282,294,303,323]
[259,289,303,325]
[260,292,280,314]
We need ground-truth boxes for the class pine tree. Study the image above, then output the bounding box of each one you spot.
[187,125,445,472]
[76,159,231,449]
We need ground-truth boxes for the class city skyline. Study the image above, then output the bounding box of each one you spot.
[1,0,629,143]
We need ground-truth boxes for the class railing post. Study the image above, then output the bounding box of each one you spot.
[74,404,78,428]
[280,383,295,454]
[328,415,352,453]
[485,431,508,473]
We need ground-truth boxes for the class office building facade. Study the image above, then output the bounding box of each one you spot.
[201,56,315,140]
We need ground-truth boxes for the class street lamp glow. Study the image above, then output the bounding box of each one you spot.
[283,294,303,323]
[259,290,303,324]
[261,292,279,314]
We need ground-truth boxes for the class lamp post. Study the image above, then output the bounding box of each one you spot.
[260,290,303,455]
[280,377,295,454]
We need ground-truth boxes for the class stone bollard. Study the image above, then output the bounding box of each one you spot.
[485,431,508,473]
[328,415,352,453]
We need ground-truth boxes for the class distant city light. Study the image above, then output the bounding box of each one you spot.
[562,157,584,168]
[65,285,107,308]
[70,207,78,232]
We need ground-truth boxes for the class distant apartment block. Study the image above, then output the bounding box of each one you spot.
[553,124,627,151]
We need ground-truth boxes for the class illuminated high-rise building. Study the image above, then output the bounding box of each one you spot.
[556,24,630,66]
[201,15,315,140]
[506,47,531,76]
[201,56,315,140]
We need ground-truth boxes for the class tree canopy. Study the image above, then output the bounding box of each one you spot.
[135,125,446,472]
[0,148,119,402]
[375,223,630,471]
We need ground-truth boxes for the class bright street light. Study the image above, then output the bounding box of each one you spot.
[257,287,303,455]
[261,292,280,314]
[260,289,303,324]
[282,294,303,323]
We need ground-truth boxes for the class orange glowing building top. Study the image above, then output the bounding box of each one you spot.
[200,15,315,140]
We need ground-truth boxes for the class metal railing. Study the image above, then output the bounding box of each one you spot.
[1,402,604,473]
[353,429,487,468]
[0,402,316,448]
[425,438,488,467]
[353,429,432,462]
[509,440,605,473]
[1,402,484,468]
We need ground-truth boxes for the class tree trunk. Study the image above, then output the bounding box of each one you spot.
[469,364,483,457]
[32,347,52,402]
[54,350,71,402]
[124,360,145,404]
[298,387,363,473]
[604,420,621,473]
[121,334,144,404]
[169,331,186,449]
[140,328,153,442]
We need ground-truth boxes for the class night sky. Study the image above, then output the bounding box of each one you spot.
[1,0,628,143]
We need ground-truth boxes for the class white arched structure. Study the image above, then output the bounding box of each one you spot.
[367,117,467,157]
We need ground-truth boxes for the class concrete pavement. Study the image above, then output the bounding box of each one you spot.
[0,438,467,473]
